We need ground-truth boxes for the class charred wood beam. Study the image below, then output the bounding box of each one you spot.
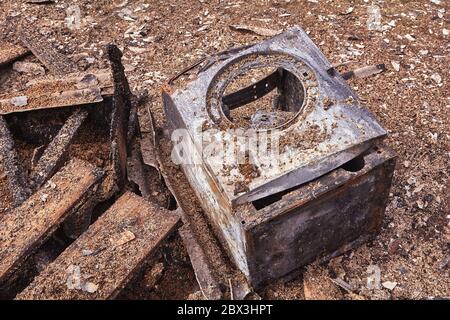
[0,42,30,67]
[0,71,113,115]
[106,44,133,193]
[30,108,89,190]
[0,116,31,207]
[19,29,77,75]
[16,192,181,300]
[0,87,103,115]
[0,159,103,287]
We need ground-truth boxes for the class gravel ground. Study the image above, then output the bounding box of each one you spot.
[0,0,448,299]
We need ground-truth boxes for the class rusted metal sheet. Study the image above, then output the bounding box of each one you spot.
[179,224,223,300]
[0,42,29,67]
[0,159,103,286]
[20,30,77,75]
[30,108,89,190]
[16,192,181,300]
[241,146,396,287]
[0,116,31,206]
[157,136,255,300]
[165,26,387,207]
[107,44,133,192]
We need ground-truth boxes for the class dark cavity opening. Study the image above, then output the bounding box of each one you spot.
[221,67,305,129]
[252,181,306,211]
[341,155,366,172]
[252,154,367,211]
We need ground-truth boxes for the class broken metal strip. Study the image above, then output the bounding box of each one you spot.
[179,224,223,300]
[341,64,386,80]
[16,192,181,300]
[0,116,32,207]
[107,44,133,192]
[30,108,89,190]
[0,159,103,285]
[167,44,254,85]
[20,30,77,75]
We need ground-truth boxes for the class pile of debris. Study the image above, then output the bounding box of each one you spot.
[0,22,258,300]
[0,23,394,300]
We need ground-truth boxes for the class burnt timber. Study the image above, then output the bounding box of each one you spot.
[0,116,32,206]
[16,192,180,300]
[0,159,103,286]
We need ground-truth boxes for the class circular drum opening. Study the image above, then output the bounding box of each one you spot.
[221,65,306,130]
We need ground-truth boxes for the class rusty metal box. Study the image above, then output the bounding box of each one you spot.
[163,26,395,288]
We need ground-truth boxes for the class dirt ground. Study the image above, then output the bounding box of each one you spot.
[0,0,448,300]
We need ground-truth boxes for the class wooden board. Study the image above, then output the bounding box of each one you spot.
[16,192,181,300]
[20,31,77,75]
[0,71,113,115]
[0,159,103,285]
[0,42,29,67]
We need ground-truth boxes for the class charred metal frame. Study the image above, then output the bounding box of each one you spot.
[164,26,396,287]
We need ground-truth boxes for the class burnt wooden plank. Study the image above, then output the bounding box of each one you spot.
[0,87,102,115]
[107,44,133,192]
[20,30,77,75]
[0,159,103,285]
[30,108,89,189]
[0,42,30,67]
[0,71,112,115]
[0,116,31,206]
[16,192,181,300]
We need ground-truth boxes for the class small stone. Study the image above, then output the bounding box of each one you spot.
[382,281,397,290]
[403,160,410,168]
[443,28,449,36]
[430,73,442,84]
[404,34,415,41]
[416,199,425,209]
[11,96,28,107]
[342,7,354,15]
[66,265,82,290]
[40,194,48,202]
[81,249,94,256]
[391,61,400,72]
[111,229,136,248]
[82,282,99,293]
